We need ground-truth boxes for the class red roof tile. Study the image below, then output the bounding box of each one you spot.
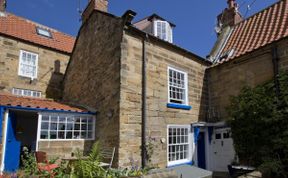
[220,0,288,62]
[0,13,75,53]
[0,93,88,113]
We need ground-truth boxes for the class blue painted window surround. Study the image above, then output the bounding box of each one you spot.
[167,103,192,110]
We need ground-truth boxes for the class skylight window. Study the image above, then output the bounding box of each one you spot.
[36,27,52,38]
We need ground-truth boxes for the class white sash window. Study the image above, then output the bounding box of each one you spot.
[18,50,38,79]
[154,20,173,43]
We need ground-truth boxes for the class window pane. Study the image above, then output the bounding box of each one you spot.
[74,123,80,130]
[67,123,73,131]
[81,123,87,130]
[41,131,48,139]
[58,123,65,131]
[58,131,65,139]
[41,122,49,130]
[81,131,87,139]
[42,115,49,122]
[50,123,57,131]
[87,132,93,139]
[50,131,57,139]
[74,131,80,139]
[66,132,73,139]
[51,116,58,122]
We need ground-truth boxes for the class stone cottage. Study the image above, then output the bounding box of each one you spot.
[63,0,211,168]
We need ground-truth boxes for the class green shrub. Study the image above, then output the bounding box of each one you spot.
[227,71,288,177]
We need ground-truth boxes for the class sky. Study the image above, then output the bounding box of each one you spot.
[7,0,278,58]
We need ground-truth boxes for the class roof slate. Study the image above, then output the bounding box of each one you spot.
[0,13,75,54]
[0,93,88,113]
[219,0,288,62]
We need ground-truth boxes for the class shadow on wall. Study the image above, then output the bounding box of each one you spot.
[198,70,210,123]
[46,60,65,100]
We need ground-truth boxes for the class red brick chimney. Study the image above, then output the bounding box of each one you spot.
[0,0,6,12]
[82,0,108,23]
[217,0,243,28]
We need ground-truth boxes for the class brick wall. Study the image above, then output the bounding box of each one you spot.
[0,36,70,99]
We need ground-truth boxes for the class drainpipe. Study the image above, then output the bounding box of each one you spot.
[141,34,148,168]
[272,46,280,100]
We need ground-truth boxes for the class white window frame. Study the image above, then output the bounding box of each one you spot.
[167,125,192,166]
[37,113,96,142]
[167,67,189,105]
[18,50,38,79]
[12,88,42,98]
[154,20,173,43]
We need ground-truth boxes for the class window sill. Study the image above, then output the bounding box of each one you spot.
[167,103,192,110]
[167,161,194,168]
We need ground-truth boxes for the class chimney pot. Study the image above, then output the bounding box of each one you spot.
[227,0,236,9]
[0,0,6,12]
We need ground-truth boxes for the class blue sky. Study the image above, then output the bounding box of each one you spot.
[7,0,277,57]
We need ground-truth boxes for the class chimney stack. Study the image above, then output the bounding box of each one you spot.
[82,0,108,23]
[0,0,6,12]
[216,0,243,34]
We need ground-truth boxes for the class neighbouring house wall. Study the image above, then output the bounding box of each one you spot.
[0,36,70,99]
[208,38,288,121]
[63,12,124,166]
[118,31,209,168]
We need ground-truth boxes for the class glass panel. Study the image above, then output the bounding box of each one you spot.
[74,123,80,130]
[81,124,87,130]
[42,116,49,121]
[41,122,49,130]
[59,117,66,123]
[66,132,73,139]
[51,116,58,122]
[58,123,65,131]
[81,131,87,139]
[67,123,73,131]
[50,123,57,131]
[40,131,48,139]
[87,132,93,139]
[58,131,65,139]
[50,131,57,139]
[73,131,80,139]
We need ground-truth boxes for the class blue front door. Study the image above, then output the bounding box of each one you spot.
[197,132,206,169]
[4,112,21,172]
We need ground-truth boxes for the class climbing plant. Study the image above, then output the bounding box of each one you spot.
[227,71,288,178]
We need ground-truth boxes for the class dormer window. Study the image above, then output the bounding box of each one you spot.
[36,27,52,38]
[154,20,173,43]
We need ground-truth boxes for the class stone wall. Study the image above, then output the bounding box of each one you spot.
[38,140,94,158]
[0,36,70,99]
[208,38,288,120]
[63,11,124,166]
[118,31,209,168]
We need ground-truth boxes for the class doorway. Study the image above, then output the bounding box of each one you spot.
[4,110,38,172]
[197,132,206,169]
